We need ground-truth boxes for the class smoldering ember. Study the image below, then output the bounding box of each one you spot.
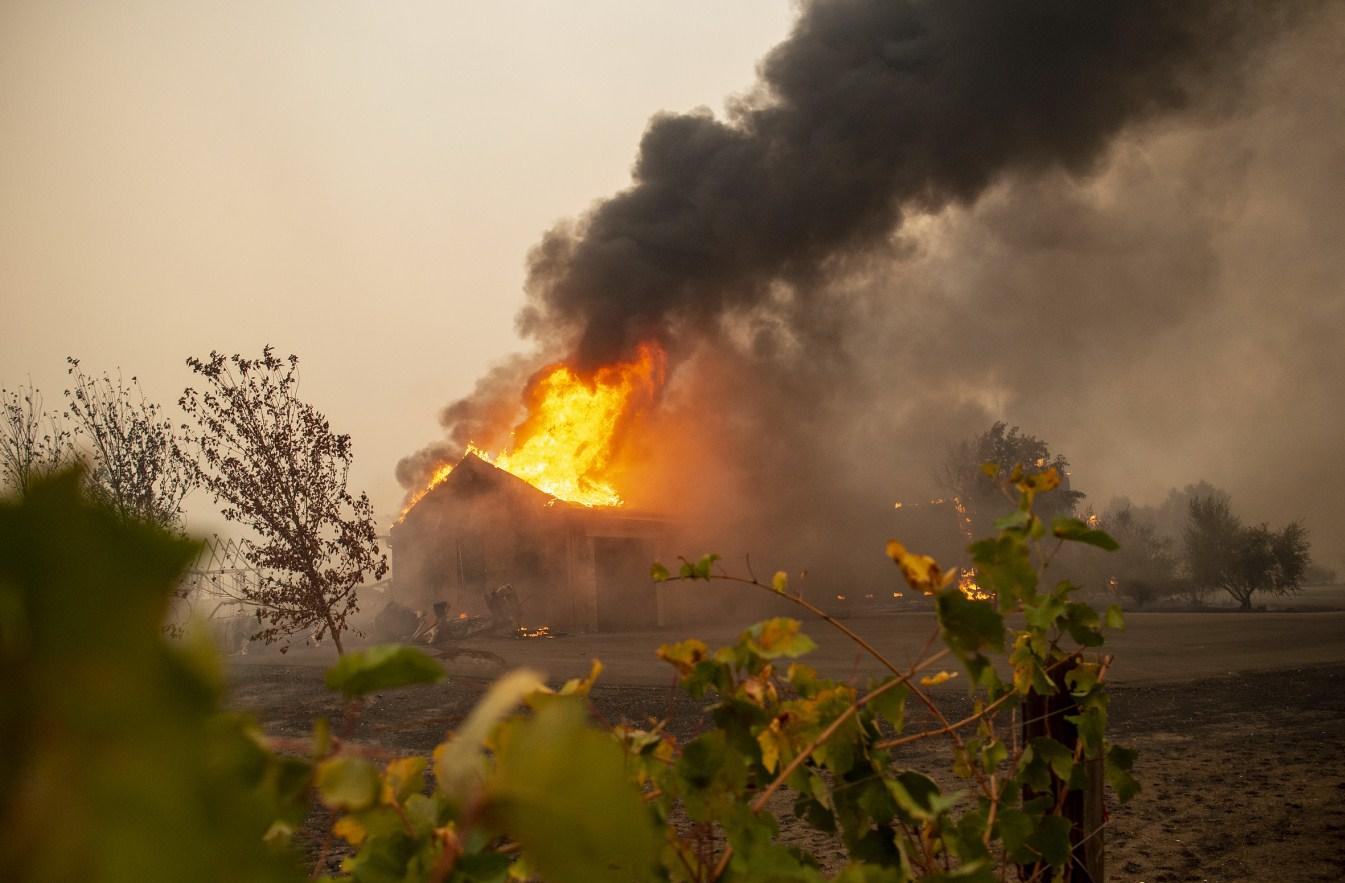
[2,3,1344,883]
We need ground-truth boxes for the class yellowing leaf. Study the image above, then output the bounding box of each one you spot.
[740,674,777,707]
[381,756,427,805]
[1017,466,1061,495]
[886,540,948,595]
[332,815,367,845]
[744,618,816,659]
[918,671,959,687]
[656,638,708,675]
[557,658,604,696]
[757,719,788,774]
[312,717,332,758]
[315,756,380,811]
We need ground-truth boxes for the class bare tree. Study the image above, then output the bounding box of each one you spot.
[180,348,386,655]
[0,383,71,496]
[63,358,194,530]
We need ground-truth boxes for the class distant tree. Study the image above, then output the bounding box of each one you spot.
[63,359,193,530]
[0,383,70,496]
[1303,561,1338,586]
[1143,481,1231,546]
[1107,482,1233,605]
[181,348,386,655]
[1271,521,1311,592]
[939,421,1085,535]
[1103,507,1182,609]
[1184,495,1310,611]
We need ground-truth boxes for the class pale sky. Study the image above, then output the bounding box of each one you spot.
[4,2,1343,573]
[0,1,797,527]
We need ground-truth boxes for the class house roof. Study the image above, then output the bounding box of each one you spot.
[397,451,672,533]
[424,452,550,506]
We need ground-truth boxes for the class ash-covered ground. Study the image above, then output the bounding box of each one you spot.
[230,606,1345,882]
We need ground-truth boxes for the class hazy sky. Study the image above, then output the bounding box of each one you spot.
[0,0,795,526]
[3,2,1342,572]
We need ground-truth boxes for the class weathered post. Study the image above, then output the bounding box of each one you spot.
[1022,655,1105,882]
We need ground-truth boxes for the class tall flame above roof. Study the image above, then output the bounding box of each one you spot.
[399,341,665,519]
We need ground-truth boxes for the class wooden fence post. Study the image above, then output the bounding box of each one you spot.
[1021,654,1105,882]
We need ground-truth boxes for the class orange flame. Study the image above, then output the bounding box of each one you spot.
[399,461,456,518]
[489,342,665,505]
[401,342,666,518]
[958,567,992,601]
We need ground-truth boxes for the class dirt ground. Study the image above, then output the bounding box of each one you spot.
[229,609,1345,882]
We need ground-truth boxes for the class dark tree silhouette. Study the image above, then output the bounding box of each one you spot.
[1107,481,1233,604]
[1103,507,1182,609]
[0,383,70,497]
[939,422,1085,536]
[181,348,385,654]
[64,359,193,530]
[1184,495,1310,611]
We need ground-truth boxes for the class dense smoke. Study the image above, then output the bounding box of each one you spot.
[393,353,545,491]
[520,0,1292,367]
[403,0,1344,583]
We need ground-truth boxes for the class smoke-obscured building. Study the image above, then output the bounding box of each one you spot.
[390,453,677,632]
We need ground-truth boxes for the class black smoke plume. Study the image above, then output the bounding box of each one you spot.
[519,0,1290,368]
[402,1,1344,583]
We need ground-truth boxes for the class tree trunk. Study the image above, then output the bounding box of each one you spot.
[326,611,345,655]
[304,566,346,656]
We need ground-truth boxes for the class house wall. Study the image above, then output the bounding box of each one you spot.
[394,493,553,624]
[567,510,668,630]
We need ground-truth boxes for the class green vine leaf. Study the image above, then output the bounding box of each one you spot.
[315,757,380,812]
[937,588,1005,657]
[324,645,445,697]
[487,700,660,883]
[1050,517,1120,551]
[1106,745,1142,802]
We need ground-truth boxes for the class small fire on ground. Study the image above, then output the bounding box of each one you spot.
[400,342,666,519]
[892,496,993,601]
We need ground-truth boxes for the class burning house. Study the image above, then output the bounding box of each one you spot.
[391,452,672,632]
[389,343,682,633]
[395,1,1278,618]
